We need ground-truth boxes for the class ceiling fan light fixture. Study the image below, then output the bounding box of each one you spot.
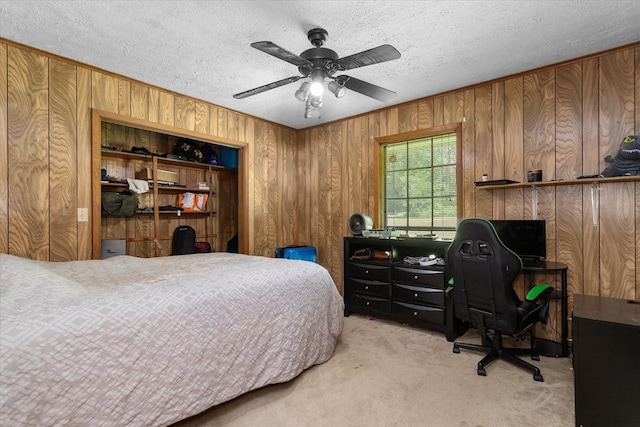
[295,82,311,101]
[309,94,323,108]
[310,79,324,97]
[304,105,322,119]
[328,80,346,98]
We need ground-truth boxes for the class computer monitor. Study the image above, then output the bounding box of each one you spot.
[490,220,546,262]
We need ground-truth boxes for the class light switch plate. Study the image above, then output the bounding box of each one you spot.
[78,208,88,222]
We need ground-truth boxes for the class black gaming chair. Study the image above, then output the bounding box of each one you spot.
[446,218,553,381]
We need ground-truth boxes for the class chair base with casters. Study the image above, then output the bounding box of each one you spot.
[453,325,544,382]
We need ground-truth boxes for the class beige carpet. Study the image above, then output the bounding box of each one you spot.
[174,315,575,427]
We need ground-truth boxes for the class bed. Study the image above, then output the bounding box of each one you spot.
[0,252,344,426]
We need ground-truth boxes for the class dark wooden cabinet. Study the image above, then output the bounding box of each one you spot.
[343,237,461,341]
[573,294,640,426]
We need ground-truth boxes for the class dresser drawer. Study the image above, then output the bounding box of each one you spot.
[350,293,392,314]
[392,301,445,324]
[349,262,391,282]
[393,266,444,288]
[392,283,445,306]
[348,278,390,298]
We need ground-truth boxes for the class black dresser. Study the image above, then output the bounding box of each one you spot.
[343,237,461,341]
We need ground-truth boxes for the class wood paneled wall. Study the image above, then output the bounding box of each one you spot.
[296,44,640,317]
[1,39,638,323]
[0,39,298,261]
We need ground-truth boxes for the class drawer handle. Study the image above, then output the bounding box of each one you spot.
[365,270,369,274]
[365,286,369,290]
[414,293,419,298]
[413,311,418,316]
[414,275,419,280]
[366,301,370,306]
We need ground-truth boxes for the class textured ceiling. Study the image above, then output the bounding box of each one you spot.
[1,0,639,129]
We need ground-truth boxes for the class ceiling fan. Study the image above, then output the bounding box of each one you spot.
[233,28,401,118]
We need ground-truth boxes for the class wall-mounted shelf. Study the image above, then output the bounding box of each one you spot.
[475,175,639,190]
[475,175,639,224]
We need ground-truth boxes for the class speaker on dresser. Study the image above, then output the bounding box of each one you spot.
[348,213,373,236]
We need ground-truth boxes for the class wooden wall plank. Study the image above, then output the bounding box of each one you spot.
[266,124,278,254]
[582,57,600,295]
[504,77,524,181]
[308,127,319,247]
[195,101,209,134]
[417,98,434,130]
[491,82,505,218]
[346,118,362,222]
[599,49,635,168]
[175,96,196,131]
[295,130,309,244]
[49,58,77,261]
[433,96,444,126]
[241,116,255,254]
[636,182,639,301]
[0,43,8,253]
[330,123,344,291]
[361,116,375,216]
[7,47,50,259]
[636,47,640,301]
[280,127,296,246]
[398,103,417,133]
[217,108,228,138]
[91,71,118,113]
[77,67,92,260]
[556,63,583,180]
[118,79,130,116]
[597,49,635,299]
[131,83,149,120]
[555,62,585,313]
[317,127,331,268]
[474,85,492,218]
[599,183,635,299]
[158,91,174,126]
[227,110,239,141]
[524,69,556,180]
[444,92,464,126]
[461,89,475,218]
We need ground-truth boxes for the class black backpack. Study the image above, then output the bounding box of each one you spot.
[171,225,196,255]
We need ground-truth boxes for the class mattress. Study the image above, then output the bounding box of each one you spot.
[0,252,344,426]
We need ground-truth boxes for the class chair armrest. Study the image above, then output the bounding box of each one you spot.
[525,283,553,302]
[445,278,454,297]
[518,284,553,316]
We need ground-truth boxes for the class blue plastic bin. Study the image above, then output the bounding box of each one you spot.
[219,147,238,168]
[275,246,317,263]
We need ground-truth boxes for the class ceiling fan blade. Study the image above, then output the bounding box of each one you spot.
[251,41,313,68]
[335,75,397,103]
[332,45,401,71]
[233,76,302,99]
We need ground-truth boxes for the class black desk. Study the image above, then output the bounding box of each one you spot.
[521,261,569,357]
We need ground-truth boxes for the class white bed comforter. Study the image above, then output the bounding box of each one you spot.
[0,252,344,426]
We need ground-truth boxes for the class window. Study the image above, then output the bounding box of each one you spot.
[377,127,461,239]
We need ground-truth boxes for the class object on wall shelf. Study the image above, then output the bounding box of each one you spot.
[591,182,600,227]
